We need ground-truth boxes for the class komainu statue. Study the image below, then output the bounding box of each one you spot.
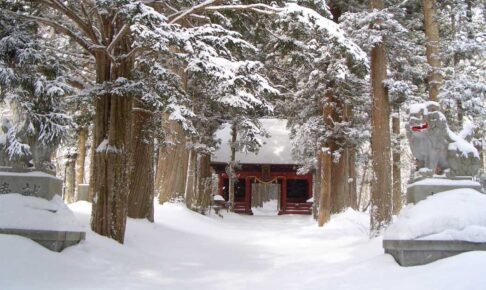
[406,101,480,177]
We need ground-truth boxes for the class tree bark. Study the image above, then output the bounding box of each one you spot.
[64,156,76,203]
[90,31,134,243]
[331,147,348,213]
[348,146,358,210]
[184,148,197,208]
[229,123,237,211]
[194,154,212,213]
[155,119,189,203]
[392,106,402,215]
[127,108,154,222]
[312,148,321,220]
[423,0,442,101]
[318,90,334,226]
[75,127,88,200]
[370,0,392,236]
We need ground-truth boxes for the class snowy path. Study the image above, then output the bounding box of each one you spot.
[1,202,486,290]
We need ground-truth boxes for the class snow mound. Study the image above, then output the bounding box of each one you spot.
[385,189,486,242]
[0,193,82,231]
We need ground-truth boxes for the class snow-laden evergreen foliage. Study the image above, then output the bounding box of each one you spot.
[0,8,72,166]
[264,3,370,172]
[437,0,486,139]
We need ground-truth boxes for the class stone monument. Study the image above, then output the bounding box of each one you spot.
[384,102,485,266]
[405,101,482,203]
[0,115,63,200]
[0,115,85,251]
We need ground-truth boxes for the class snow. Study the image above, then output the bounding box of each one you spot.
[212,119,296,164]
[448,129,480,158]
[385,189,486,241]
[0,170,58,178]
[251,200,279,216]
[408,101,440,114]
[212,194,225,201]
[282,4,368,63]
[0,193,82,231]
[1,200,486,289]
[409,178,481,187]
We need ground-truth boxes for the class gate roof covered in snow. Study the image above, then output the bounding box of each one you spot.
[212,119,297,165]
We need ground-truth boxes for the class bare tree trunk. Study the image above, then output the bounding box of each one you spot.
[357,156,370,210]
[155,119,189,203]
[88,126,95,202]
[90,35,134,243]
[348,147,358,210]
[318,149,333,226]
[195,154,212,213]
[318,90,334,226]
[331,148,348,213]
[184,148,197,208]
[423,0,442,101]
[392,106,402,215]
[75,127,88,200]
[229,123,237,212]
[127,108,154,222]
[64,156,76,203]
[370,0,392,236]
[312,150,321,220]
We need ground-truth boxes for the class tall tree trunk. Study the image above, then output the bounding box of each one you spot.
[184,148,197,208]
[318,90,334,226]
[195,154,212,213]
[90,34,134,243]
[331,147,348,213]
[88,126,95,202]
[370,0,392,236]
[127,108,154,222]
[346,101,358,210]
[423,0,442,101]
[64,155,76,203]
[229,123,237,212]
[313,147,321,220]
[155,119,189,203]
[325,95,349,213]
[348,146,358,210]
[75,127,88,200]
[392,106,402,215]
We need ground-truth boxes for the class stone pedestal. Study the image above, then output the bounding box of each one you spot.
[0,167,62,200]
[407,177,482,204]
[384,239,486,266]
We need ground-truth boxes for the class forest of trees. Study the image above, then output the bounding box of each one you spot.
[0,0,484,243]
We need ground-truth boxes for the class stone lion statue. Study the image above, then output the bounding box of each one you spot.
[405,101,480,177]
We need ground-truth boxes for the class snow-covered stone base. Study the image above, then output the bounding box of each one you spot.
[406,177,482,204]
[385,188,486,266]
[384,239,486,267]
[0,193,85,251]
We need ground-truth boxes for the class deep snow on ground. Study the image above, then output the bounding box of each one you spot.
[1,200,486,290]
[385,189,486,241]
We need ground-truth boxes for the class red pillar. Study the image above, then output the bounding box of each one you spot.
[280,177,287,215]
